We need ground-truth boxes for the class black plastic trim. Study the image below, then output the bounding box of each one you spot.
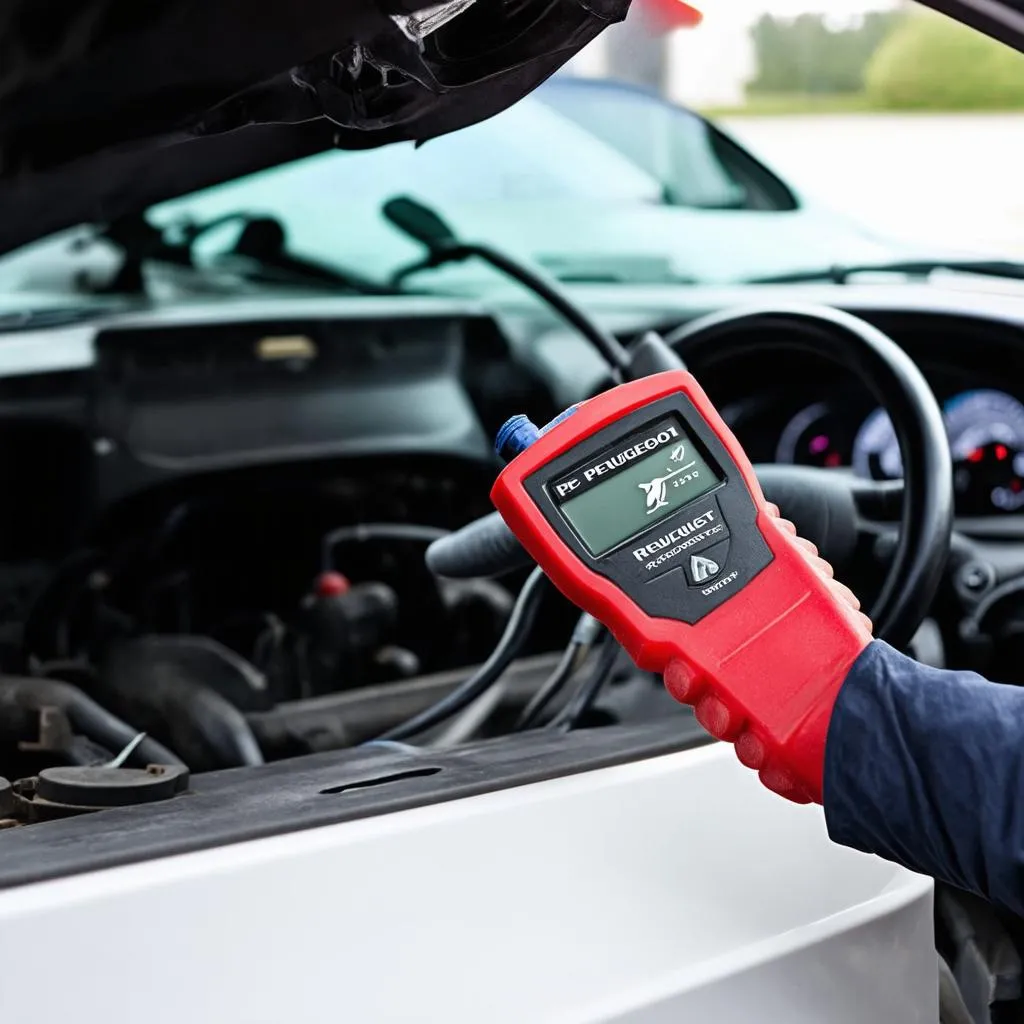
[0,717,711,890]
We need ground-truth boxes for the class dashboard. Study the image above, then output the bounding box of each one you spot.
[661,307,1024,521]
[772,388,1024,516]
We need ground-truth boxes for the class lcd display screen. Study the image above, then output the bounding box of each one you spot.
[554,419,720,556]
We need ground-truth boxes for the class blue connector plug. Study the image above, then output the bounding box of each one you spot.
[495,406,582,462]
[495,414,541,461]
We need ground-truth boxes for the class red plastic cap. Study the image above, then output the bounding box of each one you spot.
[315,571,350,598]
[638,0,703,32]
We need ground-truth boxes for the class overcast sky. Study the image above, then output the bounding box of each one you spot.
[709,0,898,23]
[653,0,902,103]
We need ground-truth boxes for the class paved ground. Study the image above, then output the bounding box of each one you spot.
[720,113,1024,259]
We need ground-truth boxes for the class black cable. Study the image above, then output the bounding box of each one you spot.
[378,567,547,741]
[384,196,629,376]
[322,523,449,571]
[514,642,580,730]
[515,613,604,730]
[471,244,630,376]
[549,638,622,731]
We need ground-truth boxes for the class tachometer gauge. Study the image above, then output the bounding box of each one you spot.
[775,403,852,468]
[852,408,903,480]
[945,389,1024,514]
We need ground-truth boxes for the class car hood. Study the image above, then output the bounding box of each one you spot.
[0,0,1020,258]
[0,0,627,256]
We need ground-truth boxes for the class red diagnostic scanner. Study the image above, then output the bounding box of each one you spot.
[491,371,871,803]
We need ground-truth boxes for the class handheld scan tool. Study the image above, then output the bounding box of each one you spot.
[491,371,871,802]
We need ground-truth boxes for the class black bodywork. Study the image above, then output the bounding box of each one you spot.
[0,0,628,254]
[2,0,1020,257]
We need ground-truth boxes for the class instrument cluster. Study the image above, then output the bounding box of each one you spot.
[775,389,1024,516]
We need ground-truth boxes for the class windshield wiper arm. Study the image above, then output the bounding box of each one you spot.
[88,212,398,297]
[750,259,1024,285]
[216,216,399,296]
[0,303,142,334]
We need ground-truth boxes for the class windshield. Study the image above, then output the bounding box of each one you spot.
[146,97,677,290]
[1,84,917,297]
[144,82,914,290]
[0,70,1005,298]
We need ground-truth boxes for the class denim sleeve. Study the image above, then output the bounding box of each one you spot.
[824,640,1024,917]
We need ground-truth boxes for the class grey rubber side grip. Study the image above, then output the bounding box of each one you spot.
[426,512,531,579]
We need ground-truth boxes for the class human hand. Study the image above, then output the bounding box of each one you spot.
[664,501,873,804]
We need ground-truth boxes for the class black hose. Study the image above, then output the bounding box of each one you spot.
[549,638,622,731]
[100,638,265,771]
[514,643,580,730]
[378,567,547,741]
[0,677,184,766]
[471,244,630,376]
[515,613,604,730]
[323,523,450,571]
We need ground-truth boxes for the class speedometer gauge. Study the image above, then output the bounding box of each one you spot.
[852,389,1024,513]
[945,390,1024,459]
[946,390,1024,513]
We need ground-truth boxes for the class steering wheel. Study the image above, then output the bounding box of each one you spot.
[664,305,954,651]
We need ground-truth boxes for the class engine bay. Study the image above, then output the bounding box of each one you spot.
[0,307,604,821]
[0,298,731,840]
[4,293,1024,845]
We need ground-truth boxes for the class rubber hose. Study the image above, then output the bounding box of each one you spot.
[378,567,547,740]
[0,677,184,766]
[100,645,264,772]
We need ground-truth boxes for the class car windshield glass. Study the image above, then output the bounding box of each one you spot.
[0,76,1006,295]
[144,97,670,289]
[539,82,751,210]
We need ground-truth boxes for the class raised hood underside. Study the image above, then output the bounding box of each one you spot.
[0,0,628,254]
[0,0,1022,257]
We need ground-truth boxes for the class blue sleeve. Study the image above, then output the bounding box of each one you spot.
[824,640,1024,917]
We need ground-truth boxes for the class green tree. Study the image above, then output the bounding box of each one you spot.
[748,11,903,96]
[865,10,1024,109]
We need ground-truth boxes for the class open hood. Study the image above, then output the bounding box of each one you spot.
[0,0,627,255]
[0,0,1021,258]
[926,0,1024,50]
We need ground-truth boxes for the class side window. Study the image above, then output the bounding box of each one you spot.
[538,84,797,212]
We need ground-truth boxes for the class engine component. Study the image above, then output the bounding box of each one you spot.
[247,652,567,756]
[0,676,183,771]
[12,764,190,824]
[0,777,13,827]
[301,581,400,694]
[379,567,547,742]
[320,524,450,571]
[99,638,265,771]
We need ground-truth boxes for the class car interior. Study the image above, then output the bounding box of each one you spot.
[3,11,1024,1007]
